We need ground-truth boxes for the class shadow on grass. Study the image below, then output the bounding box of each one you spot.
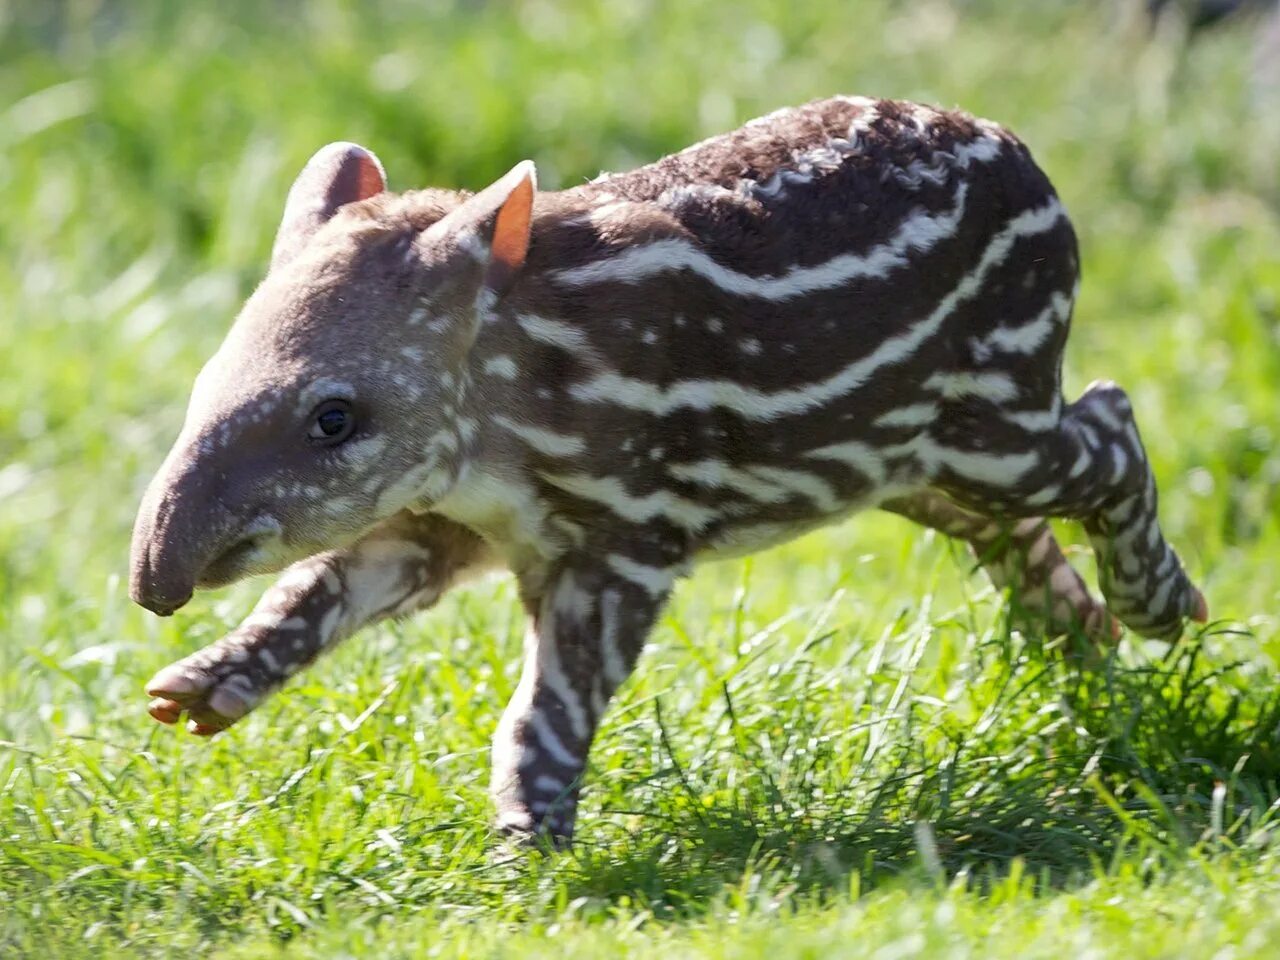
[550,630,1280,918]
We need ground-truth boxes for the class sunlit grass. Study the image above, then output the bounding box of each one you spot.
[2,1,1279,956]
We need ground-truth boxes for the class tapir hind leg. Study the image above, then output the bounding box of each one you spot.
[881,490,1118,641]
[935,380,1207,640]
[145,513,494,735]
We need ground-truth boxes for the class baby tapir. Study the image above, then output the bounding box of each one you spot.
[130,96,1207,841]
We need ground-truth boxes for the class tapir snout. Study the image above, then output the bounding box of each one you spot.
[129,441,253,615]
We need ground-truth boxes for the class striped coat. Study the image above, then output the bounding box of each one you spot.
[130,96,1205,842]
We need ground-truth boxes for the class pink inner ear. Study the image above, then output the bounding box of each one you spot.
[351,152,385,201]
[273,142,387,271]
[491,174,534,273]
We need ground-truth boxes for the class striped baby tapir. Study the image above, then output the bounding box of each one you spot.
[130,95,1207,842]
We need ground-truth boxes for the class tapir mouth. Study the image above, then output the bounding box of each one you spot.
[131,531,263,616]
[197,533,270,588]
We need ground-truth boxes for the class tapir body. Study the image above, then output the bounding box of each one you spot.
[131,96,1205,841]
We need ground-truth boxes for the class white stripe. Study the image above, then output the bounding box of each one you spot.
[745,464,841,512]
[1146,577,1176,618]
[982,292,1071,354]
[272,563,326,594]
[241,611,285,631]
[535,612,590,742]
[1002,402,1060,432]
[1050,563,1087,603]
[533,774,567,794]
[517,314,595,356]
[903,436,1041,486]
[1026,530,1054,566]
[803,440,888,486]
[560,135,1003,299]
[599,589,629,688]
[749,102,882,200]
[1023,483,1062,507]
[1069,448,1092,479]
[539,472,719,530]
[556,169,977,299]
[671,459,842,512]
[668,459,795,504]
[528,710,582,768]
[567,198,1068,420]
[874,404,938,429]
[1109,444,1129,485]
[493,415,585,457]
[605,554,675,597]
[924,371,1019,403]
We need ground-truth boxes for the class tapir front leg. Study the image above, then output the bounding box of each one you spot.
[492,553,674,841]
[146,513,493,734]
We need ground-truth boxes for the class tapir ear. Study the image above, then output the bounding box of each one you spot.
[428,160,536,297]
[271,142,386,271]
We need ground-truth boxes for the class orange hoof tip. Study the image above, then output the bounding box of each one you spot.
[1191,590,1209,624]
[187,719,223,737]
[148,698,182,725]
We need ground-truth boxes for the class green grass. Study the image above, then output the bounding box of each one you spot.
[3,1,1280,956]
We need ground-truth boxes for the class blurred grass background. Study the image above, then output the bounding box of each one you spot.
[2,0,1280,956]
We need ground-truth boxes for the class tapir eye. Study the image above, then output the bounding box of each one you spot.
[307,399,356,445]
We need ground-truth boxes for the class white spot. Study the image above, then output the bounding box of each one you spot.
[483,355,520,379]
[341,434,391,471]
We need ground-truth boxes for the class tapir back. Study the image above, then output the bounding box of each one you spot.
[471,96,1080,556]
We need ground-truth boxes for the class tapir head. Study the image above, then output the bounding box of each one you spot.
[130,143,536,615]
